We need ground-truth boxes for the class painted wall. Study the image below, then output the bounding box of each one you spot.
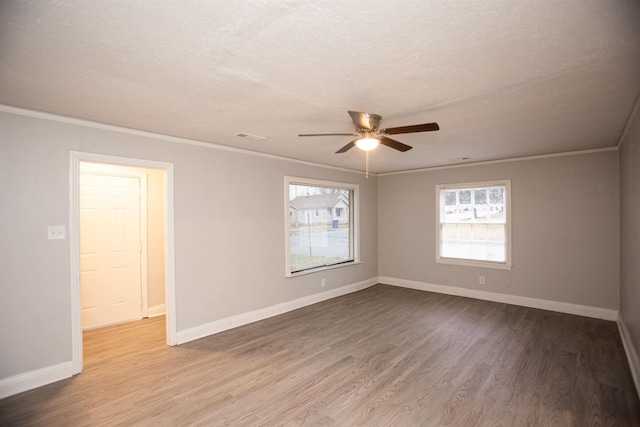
[145,168,166,311]
[0,111,378,380]
[619,101,640,381]
[378,151,620,310]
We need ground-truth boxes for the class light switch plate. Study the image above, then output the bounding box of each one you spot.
[48,226,66,240]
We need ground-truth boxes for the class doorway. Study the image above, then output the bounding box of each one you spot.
[79,162,160,329]
[70,152,176,375]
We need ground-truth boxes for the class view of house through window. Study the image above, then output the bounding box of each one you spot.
[436,180,511,268]
[286,178,357,275]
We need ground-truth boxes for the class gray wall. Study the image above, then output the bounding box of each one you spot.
[620,103,640,367]
[0,111,378,379]
[378,151,620,309]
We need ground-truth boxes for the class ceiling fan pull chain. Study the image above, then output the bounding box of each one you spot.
[365,151,369,179]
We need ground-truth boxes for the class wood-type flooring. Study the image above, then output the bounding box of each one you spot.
[1,284,639,426]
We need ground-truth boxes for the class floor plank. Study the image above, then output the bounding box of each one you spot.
[1,284,639,426]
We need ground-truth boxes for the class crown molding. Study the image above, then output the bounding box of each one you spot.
[617,93,640,149]
[377,146,618,177]
[0,104,370,177]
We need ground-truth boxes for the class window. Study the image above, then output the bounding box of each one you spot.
[436,180,511,269]
[285,176,358,276]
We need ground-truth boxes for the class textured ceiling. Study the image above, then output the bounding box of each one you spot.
[1,0,639,173]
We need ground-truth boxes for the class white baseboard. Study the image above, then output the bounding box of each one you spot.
[176,277,378,344]
[379,276,619,321]
[618,315,640,395]
[0,362,73,400]
[148,304,166,318]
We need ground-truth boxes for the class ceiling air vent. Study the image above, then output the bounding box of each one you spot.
[235,132,266,141]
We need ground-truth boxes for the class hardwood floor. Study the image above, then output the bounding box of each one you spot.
[1,284,639,426]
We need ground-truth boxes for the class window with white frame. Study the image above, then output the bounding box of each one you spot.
[436,180,511,269]
[285,177,358,276]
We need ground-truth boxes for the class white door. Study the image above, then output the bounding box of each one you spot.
[80,173,143,329]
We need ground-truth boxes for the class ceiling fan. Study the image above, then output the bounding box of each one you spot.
[298,111,440,154]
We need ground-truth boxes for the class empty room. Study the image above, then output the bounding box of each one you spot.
[1,1,639,425]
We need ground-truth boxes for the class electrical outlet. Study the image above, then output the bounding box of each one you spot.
[321,279,326,287]
[479,276,485,285]
[48,226,66,240]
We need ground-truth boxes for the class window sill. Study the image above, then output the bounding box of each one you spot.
[435,257,512,270]
[287,260,361,278]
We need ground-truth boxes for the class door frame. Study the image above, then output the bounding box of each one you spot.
[79,167,149,325]
[70,151,177,375]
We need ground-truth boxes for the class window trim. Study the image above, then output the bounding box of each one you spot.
[284,176,360,277]
[435,180,512,270]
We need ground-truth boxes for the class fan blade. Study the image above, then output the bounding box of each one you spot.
[384,122,439,135]
[298,133,355,137]
[380,136,412,152]
[335,139,357,154]
[348,111,382,130]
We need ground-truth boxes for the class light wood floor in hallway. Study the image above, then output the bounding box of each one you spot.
[1,284,639,426]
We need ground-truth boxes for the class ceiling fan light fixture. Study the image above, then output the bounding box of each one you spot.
[355,136,379,151]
